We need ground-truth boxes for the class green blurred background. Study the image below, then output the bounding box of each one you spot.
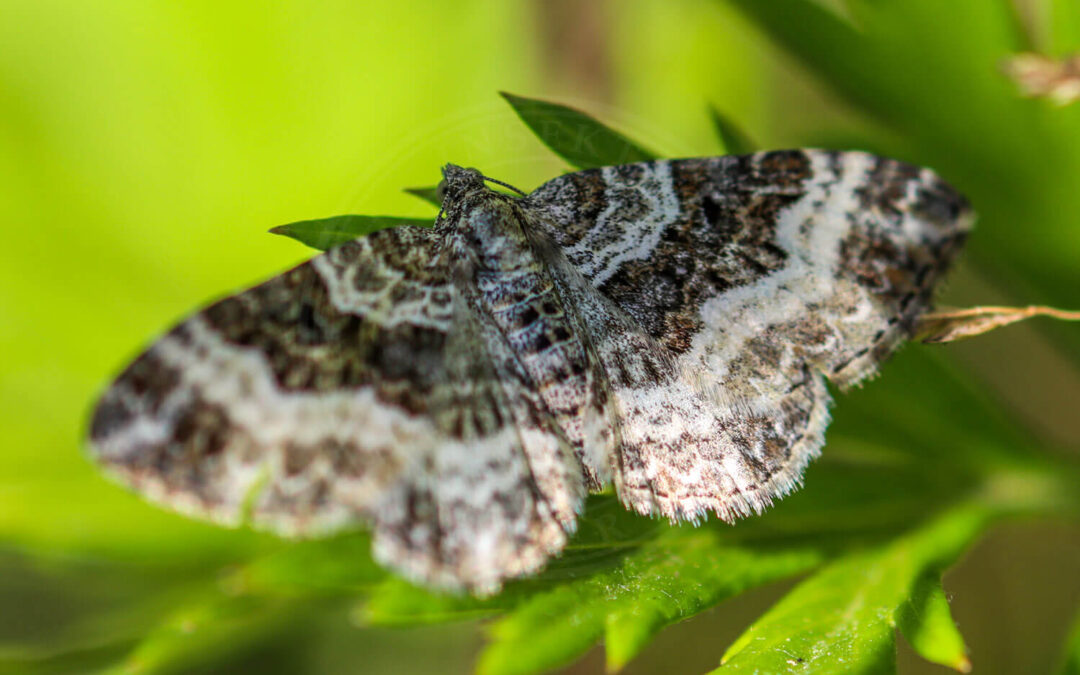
[2,0,1080,673]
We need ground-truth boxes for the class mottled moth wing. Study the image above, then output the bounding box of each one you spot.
[526,150,972,521]
[89,150,972,593]
[89,225,585,593]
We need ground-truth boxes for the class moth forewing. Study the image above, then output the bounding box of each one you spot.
[89,151,971,592]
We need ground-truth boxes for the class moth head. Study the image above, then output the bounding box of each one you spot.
[439,164,488,205]
[439,164,527,206]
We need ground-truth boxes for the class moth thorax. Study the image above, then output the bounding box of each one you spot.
[462,200,535,271]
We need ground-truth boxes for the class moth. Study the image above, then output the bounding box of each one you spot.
[88,150,972,593]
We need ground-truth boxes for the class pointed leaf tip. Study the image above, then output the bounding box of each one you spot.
[404,185,442,207]
[897,572,970,672]
[501,91,656,169]
[271,215,433,251]
[714,506,987,673]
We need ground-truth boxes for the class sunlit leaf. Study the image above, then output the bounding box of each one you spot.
[897,571,971,673]
[601,537,822,672]
[474,532,823,675]
[717,505,989,673]
[501,92,655,169]
[270,215,432,251]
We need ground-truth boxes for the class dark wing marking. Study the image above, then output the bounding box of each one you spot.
[88,225,584,593]
[526,150,972,520]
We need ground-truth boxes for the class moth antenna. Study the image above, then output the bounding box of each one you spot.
[481,175,527,196]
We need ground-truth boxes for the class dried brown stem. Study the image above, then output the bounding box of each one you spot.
[917,305,1080,344]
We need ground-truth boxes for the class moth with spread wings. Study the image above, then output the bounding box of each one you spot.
[88,150,972,593]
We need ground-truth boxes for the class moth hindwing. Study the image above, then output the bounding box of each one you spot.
[89,151,972,593]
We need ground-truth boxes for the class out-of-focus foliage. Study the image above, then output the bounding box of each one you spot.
[707,106,757,157]
[1061,606,1080,675]
[3,1,1080,674]
[270,216,431,251]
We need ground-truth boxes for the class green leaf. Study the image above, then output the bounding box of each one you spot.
[501,92,656,169]
[404,185,442,207]
[1058,604,1080,675]
[270,215,432,251]
[477,531,824,675]
[601,537,823,672]
[717,504,989,673]
[708,106,757,155]
[897,572,971,672]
